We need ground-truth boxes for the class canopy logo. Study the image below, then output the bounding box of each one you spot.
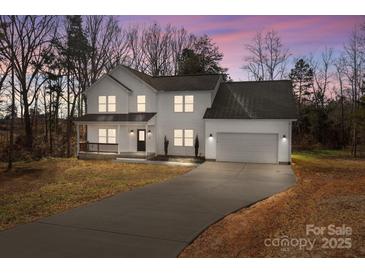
[264,224,352,252]
[264,235,315,252]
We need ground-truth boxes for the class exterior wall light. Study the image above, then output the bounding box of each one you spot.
[282,134,287,141]
[130,130,134,134]
[209,133,213,139]
[148,130,152,135]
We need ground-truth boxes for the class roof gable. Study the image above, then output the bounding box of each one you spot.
[86,74,132,95]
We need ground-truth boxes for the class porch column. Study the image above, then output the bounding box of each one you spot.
[117,124,121,154]
[145,124,148,158]
[76,123,80,155]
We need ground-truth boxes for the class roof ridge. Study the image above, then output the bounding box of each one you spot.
[225,79,292,84]
[152,73,222,78]
[120,64,222,78]
[120,64,154,78]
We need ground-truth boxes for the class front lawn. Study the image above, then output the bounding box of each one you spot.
[0,158,192,231]
[180,150,365,257]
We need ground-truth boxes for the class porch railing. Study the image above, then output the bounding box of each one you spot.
[79,142,118,153]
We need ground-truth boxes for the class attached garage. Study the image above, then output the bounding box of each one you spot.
[203,81,298,164]
[216,133,278,163]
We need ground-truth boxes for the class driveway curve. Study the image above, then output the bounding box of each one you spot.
[0,162,296,257]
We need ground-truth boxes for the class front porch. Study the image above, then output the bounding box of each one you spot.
[74,113,157,160]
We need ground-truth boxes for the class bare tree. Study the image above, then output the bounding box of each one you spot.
[170,27,195,75]
[85,16,129,84]
[334,56,348,148]
[126,25,146,71]
[0,60,10,95]
[243,30,290,80]
[342,27,364,157]
[0,16,57,151]
[141,23,174,76]
[310,48,333,109]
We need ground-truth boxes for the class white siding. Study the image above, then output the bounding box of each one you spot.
[110,67,157,113]
[156,91,214,157]
[86,77,129,114]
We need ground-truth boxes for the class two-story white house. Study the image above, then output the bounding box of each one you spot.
[75,65,297,164]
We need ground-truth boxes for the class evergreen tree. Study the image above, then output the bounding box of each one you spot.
[178,35,228,79]
[289,59,314,139]
[289,59,313,109]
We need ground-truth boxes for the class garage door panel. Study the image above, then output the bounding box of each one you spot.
[216,133,278,163]
[217,143,273,153]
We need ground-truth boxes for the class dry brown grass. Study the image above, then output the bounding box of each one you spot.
[180,150,365,258]
[0,158,192,231]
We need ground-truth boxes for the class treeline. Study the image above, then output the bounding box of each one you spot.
[242,28,365,156]
[0,15,226,167]
[1,16,365,168]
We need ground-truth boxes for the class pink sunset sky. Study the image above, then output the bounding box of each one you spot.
[117,15,364,80]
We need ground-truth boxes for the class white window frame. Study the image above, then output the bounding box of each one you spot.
[98,128,117,144]
[98,96,116,112]
[108,96,116,112]
[98,128,107,143]
[174,129,194,147]
[107,129,116,144]
[98,96,107,112]
[174,95,194,113]
[184,95,194,112]
[137,95,146,112]
[184,129,194,147]
[174,129,183,146]
[174,96,183,112]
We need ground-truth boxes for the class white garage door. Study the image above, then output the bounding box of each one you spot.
[216,133,278,163]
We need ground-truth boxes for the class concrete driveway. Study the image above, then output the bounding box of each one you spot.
[0,162,296,258]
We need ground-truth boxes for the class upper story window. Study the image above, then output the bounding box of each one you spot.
[184,95,194,112]
[98,96,116,112]
[137,95,146,112]
[108,96,116,112]
[174,96,183,112]
[174,95,194,113]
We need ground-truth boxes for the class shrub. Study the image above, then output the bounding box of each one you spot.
[194,135,199,158]
[164,136,169,156]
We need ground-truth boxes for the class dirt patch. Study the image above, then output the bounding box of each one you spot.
[180,151,365,257]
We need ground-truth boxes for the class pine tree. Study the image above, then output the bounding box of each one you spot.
[178,35,228,79]
[289,59,314,109]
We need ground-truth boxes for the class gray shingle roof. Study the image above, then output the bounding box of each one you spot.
[107,74,132,92]
[204,81,298,119]
[123,66,221,91]
[75,113,156,122]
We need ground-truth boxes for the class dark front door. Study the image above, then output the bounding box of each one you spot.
[137,129,146,151]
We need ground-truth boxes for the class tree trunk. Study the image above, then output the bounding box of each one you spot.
[339,78,345,149]
[7,62,15,170]
[22,96,33,151]
[66,69,71,157]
